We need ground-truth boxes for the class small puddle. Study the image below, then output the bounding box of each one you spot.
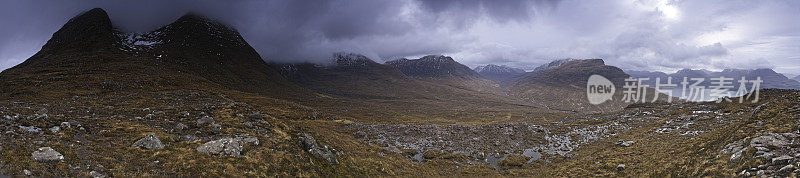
[412,151,424,164]
[523,149,542,163]
[485,153,508,171]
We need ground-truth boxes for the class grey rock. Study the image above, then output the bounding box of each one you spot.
[354,131,366,138]
[383,146,402,153]
[182,135,200,142]
[60,122,71,128]
[196,137,244,157]
[617,164,625,171]
[131,134,164,150]
[616,140,636,147]
[730,148,746,162]
[756,170,765,176]
[175,123,187,131]
[751,133,790,149]
[196,116,214,126]
[31,147,63,163]
[35,114,50,120]
[49,126,60,133]
[243,121,253,128]
[249,112,265,120]
[23,169,32,176]
[180,111,190,117]
[90,170,106,178]
[243,136,259,145]
[298,133,339,164]
[211,124,222,132]
[780,165,795,173]
[772,155,792,165]
[37,108,48,115]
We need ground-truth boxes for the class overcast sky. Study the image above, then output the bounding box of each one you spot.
[1,0,799,75]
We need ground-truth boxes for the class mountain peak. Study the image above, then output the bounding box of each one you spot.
[39,8,117,54]
[331,52,376,67]
[386,55,479,78]
[155,13,247,48]
[534,59,605,72]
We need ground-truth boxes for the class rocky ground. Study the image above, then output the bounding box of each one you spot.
[347,122,626,170]
[0,89,310,176]
[1,89,799,176]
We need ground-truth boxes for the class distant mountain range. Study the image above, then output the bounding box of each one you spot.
[626,68,800,101]
[473,64,525,81]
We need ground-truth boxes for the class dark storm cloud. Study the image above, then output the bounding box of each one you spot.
[0,0,560,67]
[1,0,799,74]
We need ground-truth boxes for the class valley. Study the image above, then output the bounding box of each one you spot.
[1,7,800,177]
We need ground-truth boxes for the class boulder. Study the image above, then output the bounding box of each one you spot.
[180,111,190,117]
[750,133,790,149]
[131,134,164,150]
[37,108,48,115]
[49,126,60,133]
[780,165,795,173]
[248,112,264,120]
[31,147,63,163]
[772,155,792,165]
[196,137,244,157]
[298,133,339,164]
[182,135,200,142]
[211,124,222,132]
[196,116,214,126]
[616,140,636,147]
[175,123,187,131]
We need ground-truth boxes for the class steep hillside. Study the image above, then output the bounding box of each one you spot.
[510,59,634,113]
[0,8,301,100]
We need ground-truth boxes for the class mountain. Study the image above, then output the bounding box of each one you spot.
[278,52,410,99]
[794,75,800,82]
[0,8,299,99]
[474,64,525,80]
[509,59,633,112]
[746,68,800,90]
[532,58,576,72]
[386,55,480,78]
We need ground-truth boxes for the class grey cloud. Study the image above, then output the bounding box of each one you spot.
[0,0,798,74]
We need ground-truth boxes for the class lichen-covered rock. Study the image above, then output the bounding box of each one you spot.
[31,147,63,163]
[196,137,244,157]
[298,133,339,164]
[616,140,636,147]
[131,134,164,150]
